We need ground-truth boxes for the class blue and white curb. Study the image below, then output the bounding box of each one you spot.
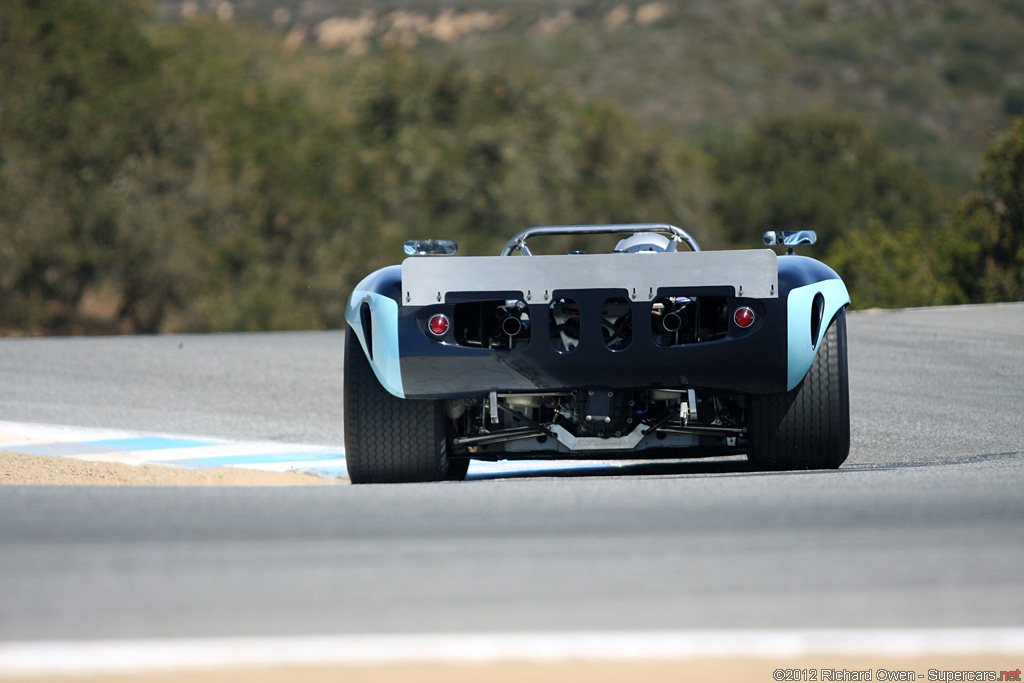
[0,420,626,481]
[0,421,349,479]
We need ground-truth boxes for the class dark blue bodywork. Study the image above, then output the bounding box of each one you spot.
[345,252,848,400]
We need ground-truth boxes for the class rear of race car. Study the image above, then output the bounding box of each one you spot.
[343,225,850,483]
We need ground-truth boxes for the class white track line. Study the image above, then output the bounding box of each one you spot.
[0,421,340,459]
[1,629,1023,676]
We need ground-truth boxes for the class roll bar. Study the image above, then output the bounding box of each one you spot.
[499,223,701,256]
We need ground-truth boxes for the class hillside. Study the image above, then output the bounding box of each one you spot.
[157,0,1024,190]
[1,0,1021,336]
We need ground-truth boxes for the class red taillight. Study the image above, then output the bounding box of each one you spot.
[427,314,450,337]
[734,307,755,329]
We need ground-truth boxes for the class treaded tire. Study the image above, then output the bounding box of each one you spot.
[747,308,850,471]
[344,327,455,483]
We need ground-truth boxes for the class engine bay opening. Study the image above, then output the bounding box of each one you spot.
[453,299,530,350]
[651,296,730,346]
[549,297,580,352]
[601,298,632,350]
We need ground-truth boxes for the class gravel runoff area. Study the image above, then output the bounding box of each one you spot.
[1,655,1021,683]
[0,451,337,486]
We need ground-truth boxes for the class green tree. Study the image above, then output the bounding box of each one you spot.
[712,113,943,252]
[0,0,171,332]
[949,117,1024,302]
[0,2,717,334]
[825,220,964,309]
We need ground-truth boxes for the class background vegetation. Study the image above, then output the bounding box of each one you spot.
[1,0,1021,335]
[163,0,1024,192]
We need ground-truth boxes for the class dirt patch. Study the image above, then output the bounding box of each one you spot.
[0,451,341,486]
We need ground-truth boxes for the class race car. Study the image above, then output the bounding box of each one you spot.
[343,224,850,483]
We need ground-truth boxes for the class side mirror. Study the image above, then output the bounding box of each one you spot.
[403,239,458,256]
[763,230,817,247]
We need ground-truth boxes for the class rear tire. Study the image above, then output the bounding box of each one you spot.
[747,308,850,470]
[344,327,456,483]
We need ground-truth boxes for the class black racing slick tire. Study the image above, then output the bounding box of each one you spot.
[747,308,850,471]
[343,327,459,484]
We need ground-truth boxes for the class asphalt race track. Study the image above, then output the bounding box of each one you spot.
[0,304,1022,642]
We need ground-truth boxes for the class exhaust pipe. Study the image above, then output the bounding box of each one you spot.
[652,297,694,345]
[661,311,683,332]
[501,315,527,337]
[656,299,690,333]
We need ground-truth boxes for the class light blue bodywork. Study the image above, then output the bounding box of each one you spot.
[345,290,405,398]
[785,278,850,391]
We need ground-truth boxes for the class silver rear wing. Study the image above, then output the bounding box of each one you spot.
[402,249,778,306]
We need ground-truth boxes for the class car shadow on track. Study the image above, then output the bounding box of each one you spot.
[466,457,753,481]
[463,457,895,481]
